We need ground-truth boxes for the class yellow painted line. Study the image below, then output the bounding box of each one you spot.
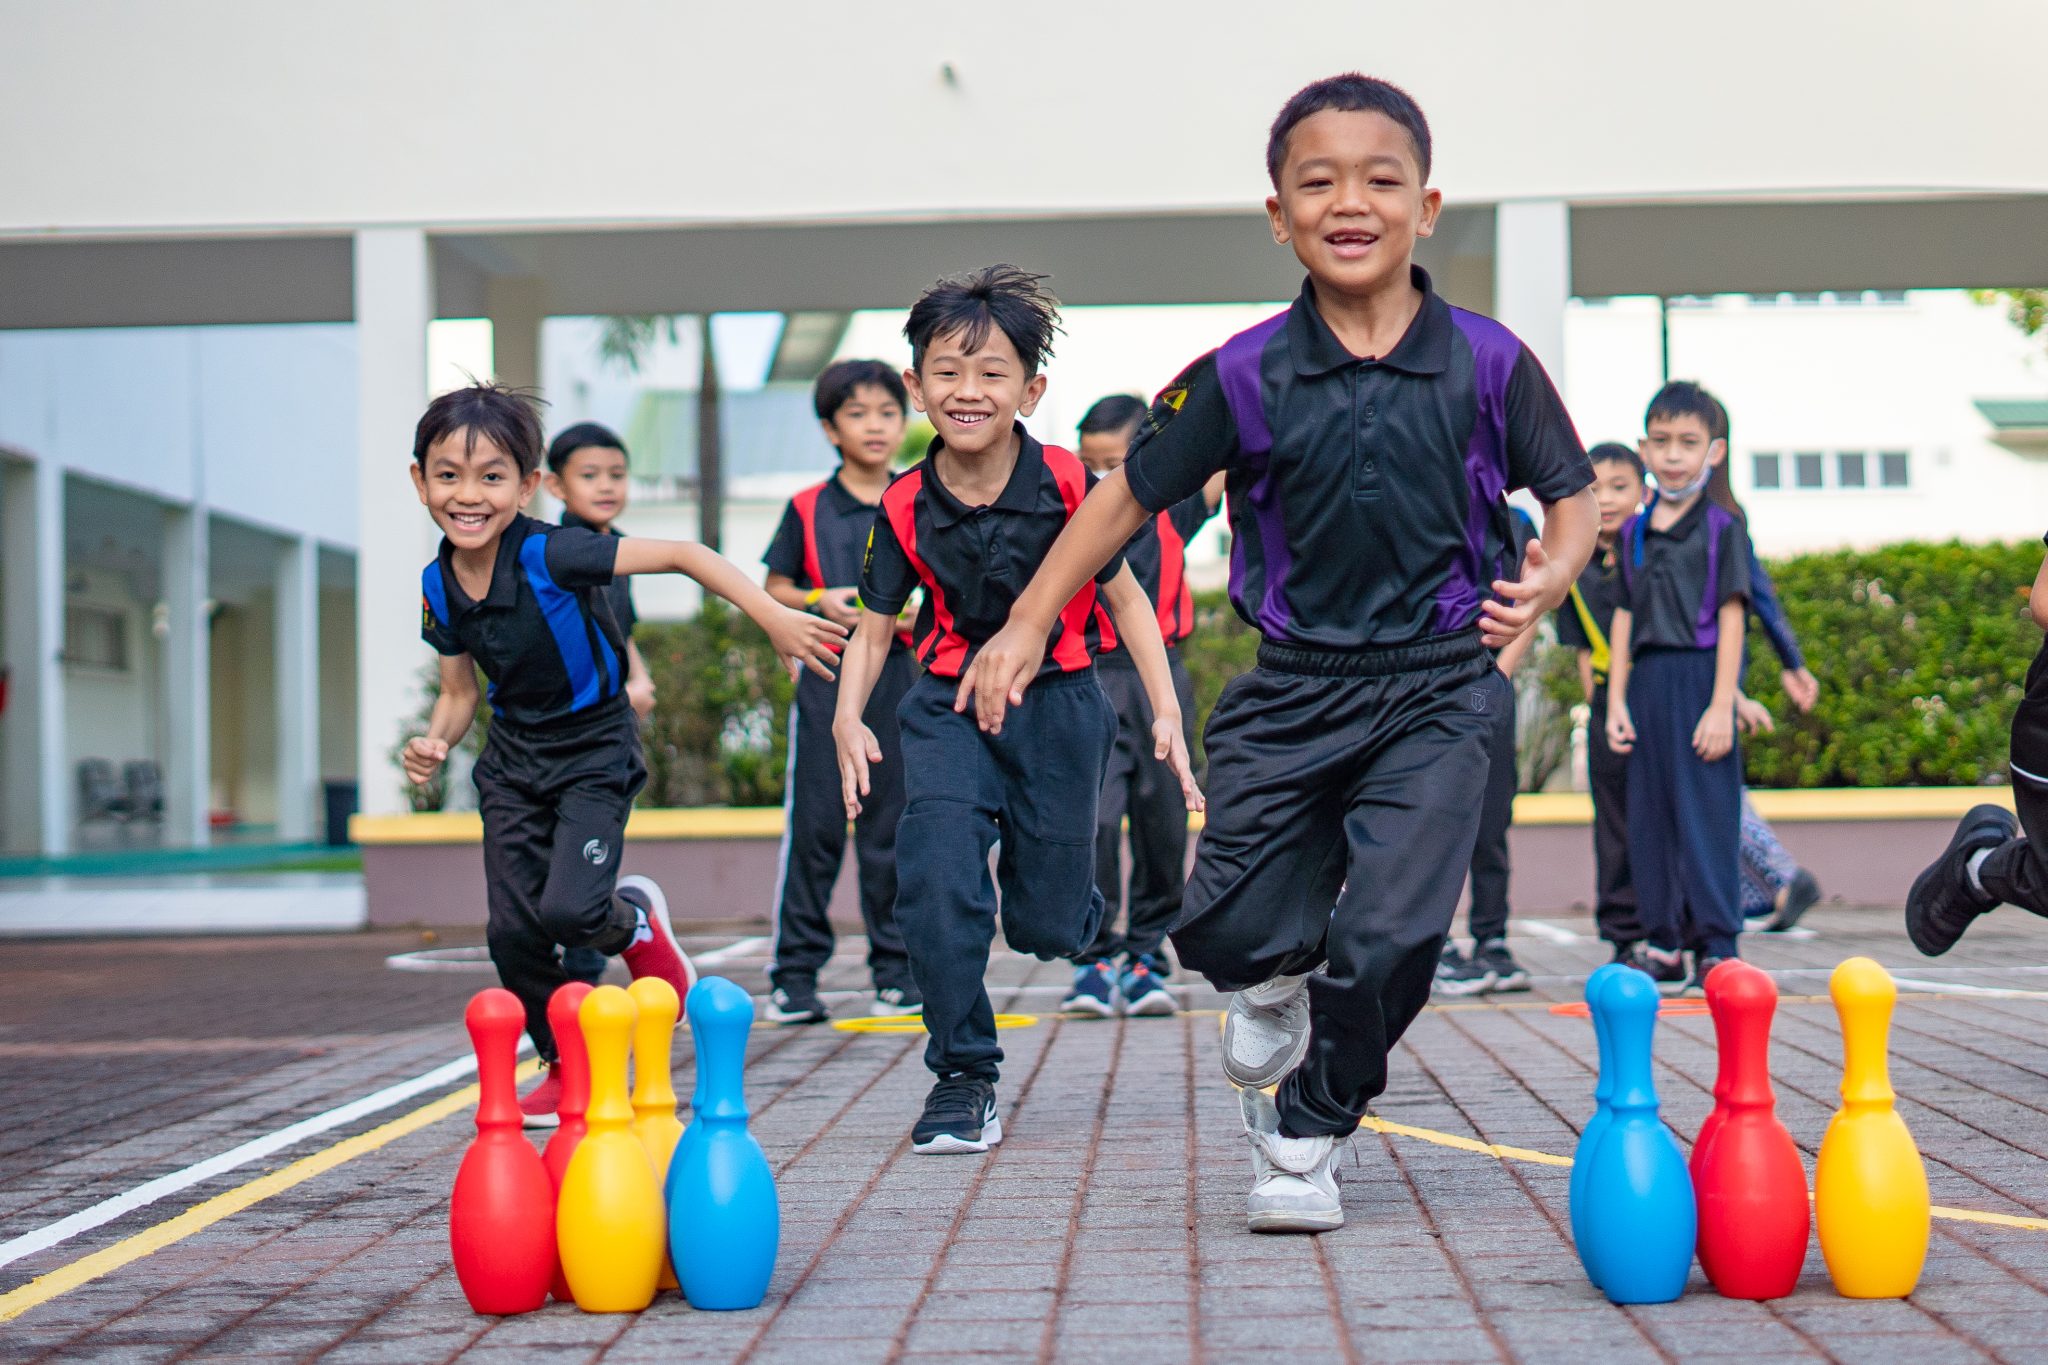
[832,1012,1038,1035]
[0,1060,535,1323]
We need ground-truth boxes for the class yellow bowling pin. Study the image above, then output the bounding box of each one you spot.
[628,976,684,1292]
[1815,956,1930,1298]
[557,984,665,1312]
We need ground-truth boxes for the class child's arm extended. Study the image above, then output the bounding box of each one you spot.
[766,571,863,630]
[831,610,897,818]
[1093,565,1204,812]
[1695,599,1745,761]
[960,468,1155,733]
[614,539,846,679]
[1604,610,1635,754]
[402,654,480,785]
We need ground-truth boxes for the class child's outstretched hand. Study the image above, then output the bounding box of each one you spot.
[1605,703,1636,755]
[1481,540,1565,649]
[1153,716,1206,813]
[955,621,1049,735]
[1693,705,1735,762]
[764,604,848,681]
[402,736,448,785]
[833,717,881,819]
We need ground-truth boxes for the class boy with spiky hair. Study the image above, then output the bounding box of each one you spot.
[961,77,1599,1230]
[833,266,1202,1154]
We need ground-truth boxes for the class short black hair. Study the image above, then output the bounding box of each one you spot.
[904,265,1061,376]
[1643,380,1721,435]
[1267,73,1432,188]
[1079,394,1147,436]
[814,359,909,422]
[413,382,545,476]
[1587,441,1645,478]
[545,421,628,474]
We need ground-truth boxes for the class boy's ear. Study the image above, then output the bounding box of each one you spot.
[1265,194,1289,246]
[1637,437,1651,457]
[1415,186,1443,240]
[541,470,564,501]
[410,462,429,506]
[1707,438,1728,467]
[902,367,928,414]
[817,418,844,451]
[1018,372,1049,418]
[519,468,543,506]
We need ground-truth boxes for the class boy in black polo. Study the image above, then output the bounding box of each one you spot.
[405,382,846,1125]
[961,76,1598,1230]
[832,267,1201,1155]
[1061,393,1222,1019]
[760,359,919,1024]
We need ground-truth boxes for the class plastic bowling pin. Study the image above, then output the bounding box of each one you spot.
[557,985,665,1312]
[450,989,555,1315]
[1569,963,1631,1290]
[540,981,594,1303]
[1576,967,1697,1304]
[1692,961,1809,1300]
[668,977,779,1310]
[1816,957,1930,1298]
[628,976,685,1292]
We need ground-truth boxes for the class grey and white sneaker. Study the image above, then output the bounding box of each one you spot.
[1221,973,1312,1088]
[1240,1087,1343,1233]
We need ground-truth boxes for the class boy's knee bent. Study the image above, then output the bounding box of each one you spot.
[538,887,624,952]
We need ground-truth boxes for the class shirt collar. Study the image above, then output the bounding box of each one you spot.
[1644,493,1712,539]
[558,507,620,536]
[1286,264,1451,378]
[438,514,533,615]
[920,426,1047,528]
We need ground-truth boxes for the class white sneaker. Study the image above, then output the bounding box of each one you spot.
[1240,1087,1343,1233]
[1221,973,1311,1087]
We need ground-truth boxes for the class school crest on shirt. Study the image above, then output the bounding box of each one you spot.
[420,595,435,633]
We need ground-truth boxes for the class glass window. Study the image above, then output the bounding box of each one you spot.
[1752,453,1781,489]
[1794,453,1825,488]
[1880,451,1910,488]
[1837,452,1867,488]
[63,606,128,670]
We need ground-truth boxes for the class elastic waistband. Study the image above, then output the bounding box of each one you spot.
[1257,629,1484,678]
[489,695,631,741]
[921,662,1099,692]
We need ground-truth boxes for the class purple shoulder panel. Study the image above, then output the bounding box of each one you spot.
[1435,310,1523,634]
[1214,310,1293,637]
[1696,503,1734,648]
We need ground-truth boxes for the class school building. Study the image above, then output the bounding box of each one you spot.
[3,0,2046,852]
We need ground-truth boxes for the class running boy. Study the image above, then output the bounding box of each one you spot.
[760,360,919,1024]
[834,266,1201,1155]
[960,76,1598,1230]
[1061,393,1222,1020]
[1605,382,1751,992]
[546,420,654,987]
[1905,540,2048,956]
[406,382,845,1124]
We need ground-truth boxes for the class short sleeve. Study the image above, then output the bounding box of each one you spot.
[1504,346,1593,503]
[763,502,808,583]
[421,580,464,656]
[542,525,620,589]
[1715,514,1753,608]
[1123,353,1240,513]
[860,499,919,617]
[1167,489,1220,542]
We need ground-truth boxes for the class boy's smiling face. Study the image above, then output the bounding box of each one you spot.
[1591,459,1646,538]
[1266,109,1440,301]
[545,444,628,529]
[411,428,540,552]
[823,383,907,473]
[904,327,1047,460]
[1639,414,1725,497]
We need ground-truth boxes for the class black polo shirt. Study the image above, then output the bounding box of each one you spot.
[421,514,627,728]
[1123,266,1592,651]
[1095,491,1219,658]
[1615,498,1751,653]
[1555,542,1625,681]
[861,428,1124,680]
[559,508,637,640]
[764,473,910,652]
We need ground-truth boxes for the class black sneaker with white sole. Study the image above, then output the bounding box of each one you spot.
[912,1073,1002,1155]
[1474,938,1530,993]
[1433,941,1494,998]
[1906,804,2016,957]
[766,978,830,1025]
[872,982,923,1017]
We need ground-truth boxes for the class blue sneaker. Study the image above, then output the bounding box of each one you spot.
[1118,955,1178,1016]
[1062,961,1118,1018]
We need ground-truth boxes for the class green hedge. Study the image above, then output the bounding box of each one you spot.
[398,539,2044,806]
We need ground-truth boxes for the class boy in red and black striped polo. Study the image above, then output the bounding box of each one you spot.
[833,266,1202,1156]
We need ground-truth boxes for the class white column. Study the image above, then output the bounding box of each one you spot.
[1493,199,1572,385]
[1,458,68,855]
[161,503,211,846]
[355,228,434,817]
[274,534,319,841]
[485,275,545,393]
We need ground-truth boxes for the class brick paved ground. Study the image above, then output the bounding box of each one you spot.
[8,906,2048,1362]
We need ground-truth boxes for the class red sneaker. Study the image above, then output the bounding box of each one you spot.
[616,875,697,1002]
[518,1061,562,1129]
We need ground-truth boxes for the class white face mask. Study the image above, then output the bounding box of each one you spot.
[1653,462,1714,500]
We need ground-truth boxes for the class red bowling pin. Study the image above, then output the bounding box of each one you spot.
[450,988,555,1315]
[1691,960,1809,1299]
[541,981,595,1303]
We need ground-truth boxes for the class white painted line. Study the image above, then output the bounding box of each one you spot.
[1517,921,1584,945]
[385,946,493,973]
[1891,976,2048,1001]
[694,935,770,967]
[0,886,366,938]
[0,1040,526,1272]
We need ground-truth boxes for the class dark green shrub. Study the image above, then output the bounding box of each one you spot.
[634,602,797,807]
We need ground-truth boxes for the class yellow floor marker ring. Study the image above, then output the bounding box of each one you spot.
[831,1012,1038,1034]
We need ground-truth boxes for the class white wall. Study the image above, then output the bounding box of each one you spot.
[61,567,157,790]
[5,2,2044,238]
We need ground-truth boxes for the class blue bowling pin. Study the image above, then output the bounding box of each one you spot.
[668,976,779,1310]
[1576,966,1696,1304]
[1569,963,1631,1289]
[664,1023,711,1207]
